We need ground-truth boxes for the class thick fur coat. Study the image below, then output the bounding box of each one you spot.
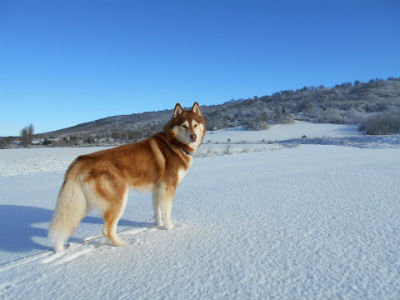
[48,102,205,252]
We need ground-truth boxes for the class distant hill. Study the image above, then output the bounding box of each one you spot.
[2,77,400,148]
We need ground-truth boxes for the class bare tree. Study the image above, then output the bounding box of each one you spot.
[20,124,34,147]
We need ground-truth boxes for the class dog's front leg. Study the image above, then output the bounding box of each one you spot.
[152,186,163,227]
[153,183,176,230]
[161,195,174,230]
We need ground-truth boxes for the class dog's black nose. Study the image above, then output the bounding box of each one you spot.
[190,134,197,142]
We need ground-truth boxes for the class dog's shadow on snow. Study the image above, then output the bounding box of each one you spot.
[0,204,148,253]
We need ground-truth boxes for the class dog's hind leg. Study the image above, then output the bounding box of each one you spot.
[101,188,129,247]
[87,176,129,247]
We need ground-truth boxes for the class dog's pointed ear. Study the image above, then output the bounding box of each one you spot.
[191,102,202,116]
[173,103,184,118]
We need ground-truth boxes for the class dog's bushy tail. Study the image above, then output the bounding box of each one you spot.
[48,163,87,252]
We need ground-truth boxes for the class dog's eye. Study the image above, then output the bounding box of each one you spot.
[194,124,198,128]
[182,124,188,129]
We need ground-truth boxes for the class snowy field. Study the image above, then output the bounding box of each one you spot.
[1,122,400,299]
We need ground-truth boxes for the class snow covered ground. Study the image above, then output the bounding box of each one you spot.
[1,122,400,299]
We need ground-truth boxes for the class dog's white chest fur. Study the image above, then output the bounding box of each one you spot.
[177,157,192,183]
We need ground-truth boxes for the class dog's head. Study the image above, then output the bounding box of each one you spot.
[165,102,206,152]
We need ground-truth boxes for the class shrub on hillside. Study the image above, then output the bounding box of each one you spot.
[241,111,271,130]
[0,138,11,149]
[359,112,400,135]
[314,107,364,124]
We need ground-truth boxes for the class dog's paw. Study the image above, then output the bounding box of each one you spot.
[54,244,65,253]
[110,236,128,247]
[164,222,174,230]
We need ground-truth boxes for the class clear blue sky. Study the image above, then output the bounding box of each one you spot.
[1,0,399,136]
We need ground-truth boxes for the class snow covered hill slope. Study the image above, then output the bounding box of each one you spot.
[1,122,400,299]
[204,121,361,143]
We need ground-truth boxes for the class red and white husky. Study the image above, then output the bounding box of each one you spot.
[48,102,206,252]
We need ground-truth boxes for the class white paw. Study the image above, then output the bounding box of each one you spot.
[111,237,128,247]
[164,222,174,230]
[54,243,65,253]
